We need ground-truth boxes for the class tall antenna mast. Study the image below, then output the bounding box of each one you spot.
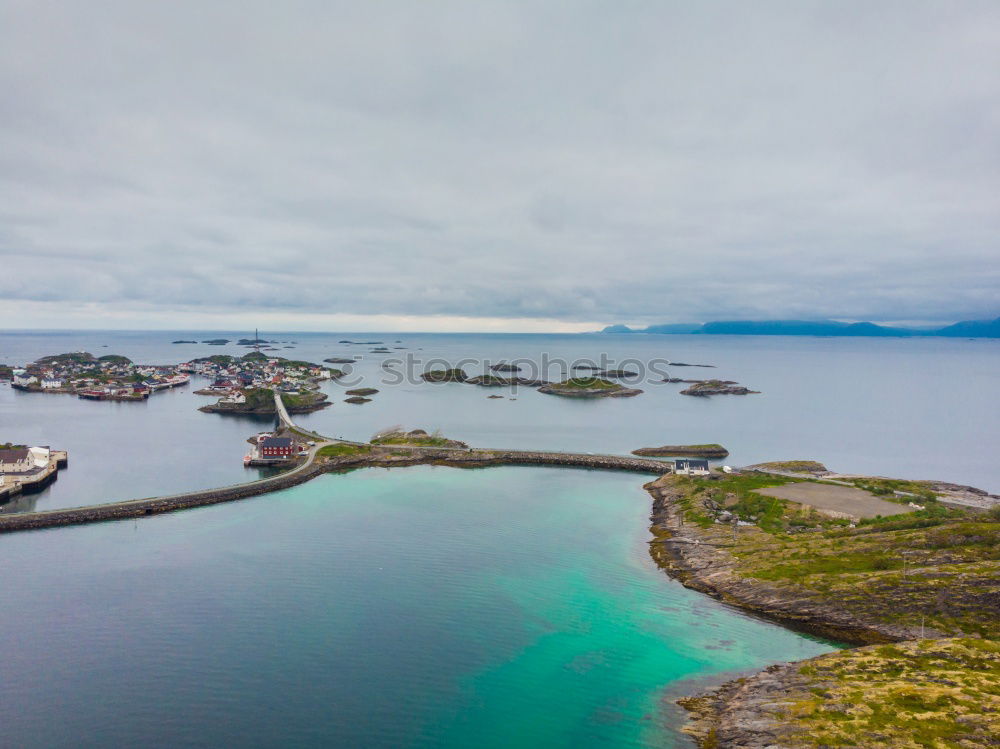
[255,327,260,354]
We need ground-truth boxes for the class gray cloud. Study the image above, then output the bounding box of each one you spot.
[1,0,998,328]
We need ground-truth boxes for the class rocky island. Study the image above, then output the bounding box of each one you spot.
[421,368,469,383]
[632,443,729,458]
[538,377,642,398]
[489,362,521,373]
[679,379,759,396]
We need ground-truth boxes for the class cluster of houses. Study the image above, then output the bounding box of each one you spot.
[184,356,333,399]
[10,353,189,401]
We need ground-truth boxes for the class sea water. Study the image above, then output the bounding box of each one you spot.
[0,467,835,747]
[1,330,997,512]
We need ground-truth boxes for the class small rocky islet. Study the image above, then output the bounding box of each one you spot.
[538,377,642,398]
[632,443,729,458]
[662,377,759,396]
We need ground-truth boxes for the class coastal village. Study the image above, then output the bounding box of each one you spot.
[181,352,336,401]
[10,351,189,401]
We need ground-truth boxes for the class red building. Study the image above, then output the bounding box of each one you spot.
[260,437,293,459]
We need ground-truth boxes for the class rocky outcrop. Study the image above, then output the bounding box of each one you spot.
[421,368,468,383]
[538,379,642,398]
[680,380,759,396]
[632,444,728,458]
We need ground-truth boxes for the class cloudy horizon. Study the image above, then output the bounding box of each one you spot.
[2,0,998,332]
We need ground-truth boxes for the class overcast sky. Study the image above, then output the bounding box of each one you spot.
[1,0,998,331]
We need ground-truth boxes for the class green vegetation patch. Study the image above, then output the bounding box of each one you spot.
[779,638,1000,747]
[371,429,467,448]
[97,354,132,365]
[35,352,98,366]
[848,477,939,503]
[317,444,372,458]
[421,368,468,383]
[279,391,325,409]
[553,376,618,390]
[752,460,828,473]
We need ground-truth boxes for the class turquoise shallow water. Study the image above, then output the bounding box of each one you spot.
[0,466,834,747]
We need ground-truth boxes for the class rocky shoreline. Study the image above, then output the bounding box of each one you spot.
[645,476,916,644]
[644,473,999,747]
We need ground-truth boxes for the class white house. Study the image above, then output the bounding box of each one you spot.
[674,459,711,476]
[41,378,62,389]
[12,371,37,387]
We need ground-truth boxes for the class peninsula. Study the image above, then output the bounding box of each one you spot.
[644,470,999,746]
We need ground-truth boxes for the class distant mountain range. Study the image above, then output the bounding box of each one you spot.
[599,317,1000,338]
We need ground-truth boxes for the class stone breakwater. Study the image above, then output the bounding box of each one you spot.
[0,461,328,534]
[0,447,671,534]
[325,447,671,474]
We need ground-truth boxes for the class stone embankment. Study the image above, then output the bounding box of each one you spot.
[324,446,671,474]
[0,459,327,534]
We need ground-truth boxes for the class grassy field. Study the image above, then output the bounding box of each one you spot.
[777,638,1000,747]
[370,429,463,448]
[316,444,371,458]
